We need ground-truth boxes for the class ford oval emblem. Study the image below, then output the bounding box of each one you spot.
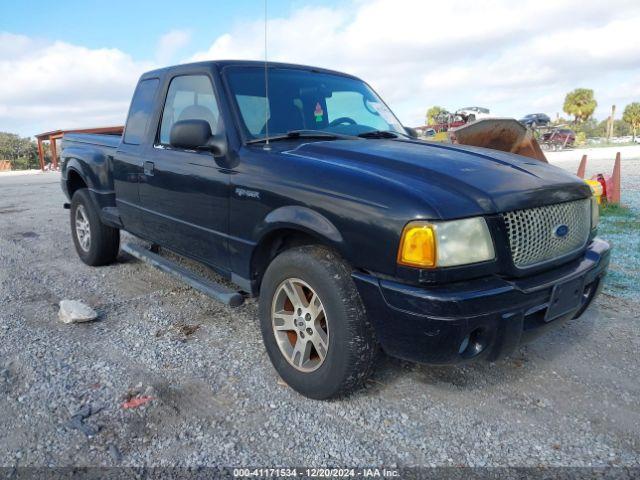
[555,224,569,238]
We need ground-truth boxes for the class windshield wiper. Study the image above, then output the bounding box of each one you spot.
[357,130,398,139]
[246,130,357,145]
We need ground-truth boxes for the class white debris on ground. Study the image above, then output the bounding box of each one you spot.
[0,169,51,177]
[58,300,98,324]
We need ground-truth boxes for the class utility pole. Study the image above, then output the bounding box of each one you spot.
[610,105,616,139]
[606,105,616,141]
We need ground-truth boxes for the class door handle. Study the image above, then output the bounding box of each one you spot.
[143,161,155,176]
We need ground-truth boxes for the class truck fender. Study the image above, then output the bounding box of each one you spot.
[254,205,345,252]
[63,146,113,193]
[64,155,118,219]
[65,159,95,190]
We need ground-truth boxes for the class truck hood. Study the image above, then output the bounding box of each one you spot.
[285,138,591,218]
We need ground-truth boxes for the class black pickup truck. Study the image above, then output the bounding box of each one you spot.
[61,60,610,399]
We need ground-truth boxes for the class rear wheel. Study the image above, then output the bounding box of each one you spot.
[70,189,120,266]
[258,245,377,399]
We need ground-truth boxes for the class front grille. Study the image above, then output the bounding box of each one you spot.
[501,198,591,268]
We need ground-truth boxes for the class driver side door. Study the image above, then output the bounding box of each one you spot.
[138,73,230,271]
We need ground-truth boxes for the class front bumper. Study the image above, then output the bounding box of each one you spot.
[353,238,610,365]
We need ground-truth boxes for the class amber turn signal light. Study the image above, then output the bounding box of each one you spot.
[397,223,436,268]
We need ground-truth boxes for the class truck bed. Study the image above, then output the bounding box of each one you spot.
[63,133,121,148]
[60,133,123,212]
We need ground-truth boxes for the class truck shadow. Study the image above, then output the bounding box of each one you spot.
[365,305,600,394]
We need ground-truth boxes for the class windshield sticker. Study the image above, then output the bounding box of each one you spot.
[314,102,324,123]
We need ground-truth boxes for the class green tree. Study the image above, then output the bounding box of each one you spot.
[622,102,640,140]
[0,132,39,170]
[426,106,445,125]
[614,119,631,137]
[573,118,600,138]
[563,88,597,124]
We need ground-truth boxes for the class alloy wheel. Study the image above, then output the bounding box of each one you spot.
[271,278,329,372]
[75,205,91,252]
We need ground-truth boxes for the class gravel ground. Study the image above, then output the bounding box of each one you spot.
[0,170,639,469]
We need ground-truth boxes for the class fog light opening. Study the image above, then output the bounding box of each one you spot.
[459,328,487,359]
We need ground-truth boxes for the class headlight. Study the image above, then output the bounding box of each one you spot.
[398,217,495,268]
[590,196,599,229]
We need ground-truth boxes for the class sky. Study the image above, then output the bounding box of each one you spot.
[1,0,639,137]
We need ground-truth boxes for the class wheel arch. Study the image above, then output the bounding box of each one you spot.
[66,167,89,198]
[249,206,348,295]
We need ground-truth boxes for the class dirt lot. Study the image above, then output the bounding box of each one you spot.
[0,169,639,469]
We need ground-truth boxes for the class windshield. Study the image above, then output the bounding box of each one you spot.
[224,66,406,140]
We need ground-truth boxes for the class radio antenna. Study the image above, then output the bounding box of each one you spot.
[263,0,271,150]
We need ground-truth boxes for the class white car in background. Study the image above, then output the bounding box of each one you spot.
[455,106,491,122]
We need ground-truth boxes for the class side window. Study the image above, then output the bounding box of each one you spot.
[124,78,159,145]
[159,75,220,145]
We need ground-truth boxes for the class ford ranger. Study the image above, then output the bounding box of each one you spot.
[60,61,610,399]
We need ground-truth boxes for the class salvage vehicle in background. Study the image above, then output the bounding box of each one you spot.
[519,113,551,128]
[60,60,609,399]
[427,110,466,133]
[455,106,491,122]
[421,127,436,138]
[541,128,576,150]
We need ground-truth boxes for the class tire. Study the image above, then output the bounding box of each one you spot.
[70,188,120,266]
[258,245,377,399]
[468,114,476,122]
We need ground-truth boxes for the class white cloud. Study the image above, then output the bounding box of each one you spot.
[0,32,35,59]
[1,1,639,136]
[156,29,192,64]
[190,0,640,125]
[0,36,155,136]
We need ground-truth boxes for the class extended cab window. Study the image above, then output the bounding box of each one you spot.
[159,75,220,145]
[124,78,159,145]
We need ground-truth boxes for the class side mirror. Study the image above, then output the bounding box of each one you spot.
[405,127,419,139]
[169,119,226,156]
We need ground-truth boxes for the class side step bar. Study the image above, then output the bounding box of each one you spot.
[121,243,244,307]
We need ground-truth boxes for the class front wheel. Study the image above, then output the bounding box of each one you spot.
[70,189,120,266]
[258,246,377,399]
